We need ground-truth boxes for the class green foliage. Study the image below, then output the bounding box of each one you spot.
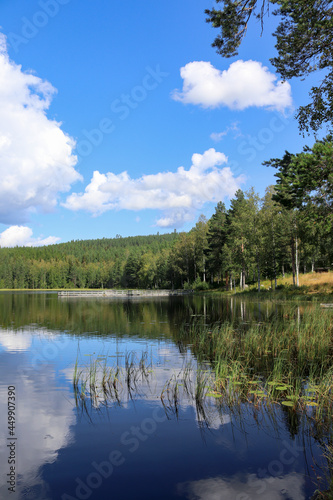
[206,201,228,281]
[266,136,333,215]
[0,233,178,290]
[192,277,210,291]
[264,137,333,274]
[0,140,332,290]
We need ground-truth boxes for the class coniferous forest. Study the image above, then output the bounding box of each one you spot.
[0,191,331,290]
[1,136,332,290]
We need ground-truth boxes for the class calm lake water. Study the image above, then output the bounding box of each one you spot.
[0,292,326,500]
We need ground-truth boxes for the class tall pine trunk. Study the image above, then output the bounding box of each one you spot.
[291,236,296,286]
[257,250,261,292]
[272,221,277,289]
[294,219,299,287]
[240,237,245,290]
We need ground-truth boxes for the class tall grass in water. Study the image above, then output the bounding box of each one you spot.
[178,305,333,425]
[177,304,333,494]
[74,352,217,426]
[161,374,181,418]
[73,350,155,410]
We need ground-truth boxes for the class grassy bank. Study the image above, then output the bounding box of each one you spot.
[249,271,333,297]
[1,271,332,299]
[199,271,333,301]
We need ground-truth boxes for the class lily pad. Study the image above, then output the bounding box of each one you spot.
[281,401,295,407]
[275,386,288,391]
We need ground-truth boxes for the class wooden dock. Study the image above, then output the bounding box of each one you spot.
[58,289,192,298]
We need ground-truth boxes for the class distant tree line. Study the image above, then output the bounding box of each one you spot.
[0,234,178,289]
[0,137,332,290]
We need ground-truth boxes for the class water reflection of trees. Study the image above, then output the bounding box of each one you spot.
[0,292,287,338]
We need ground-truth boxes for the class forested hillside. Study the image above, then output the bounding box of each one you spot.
[1,135,332,290]
[0,184,332,290]
[0,233,179,289]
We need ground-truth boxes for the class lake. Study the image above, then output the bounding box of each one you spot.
[0,292,330,500]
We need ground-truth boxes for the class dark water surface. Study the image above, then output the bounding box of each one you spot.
[0,292,324,499]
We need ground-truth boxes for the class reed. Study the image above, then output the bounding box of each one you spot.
[72,304,333,493]
[160,374,181,418]
[73,349,157,410]
[178,304,333,431]
[72,306,332,429]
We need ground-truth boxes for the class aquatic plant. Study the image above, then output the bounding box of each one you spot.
[72,305,333,493]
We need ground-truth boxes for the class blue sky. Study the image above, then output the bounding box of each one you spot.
[0,0,324,246]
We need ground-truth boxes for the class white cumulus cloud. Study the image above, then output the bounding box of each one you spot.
[0,33,81,224]
[172,60,292,111]
[63,148,245,228]
[0,225,60,247]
